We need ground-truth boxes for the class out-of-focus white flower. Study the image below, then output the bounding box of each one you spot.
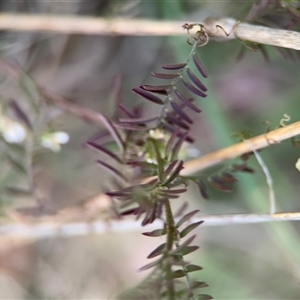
[296,158,300,172]
[41,131,69,152]
[0,115,27,143]
[149,129,165,140]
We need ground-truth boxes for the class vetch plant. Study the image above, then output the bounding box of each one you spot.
[86,23,254,300]
[1,1,300,298]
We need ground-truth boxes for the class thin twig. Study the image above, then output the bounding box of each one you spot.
[244,139,276,215]
[0,14,299,50]
[1,212,300,238]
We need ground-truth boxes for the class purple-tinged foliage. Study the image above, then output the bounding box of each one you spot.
[180,221,204,238]
[132,87,164,105]
[196,180,209,200]
[174,90,202,113]
[141,84,172,92]
[117,103,138,118]
[170,100,193,124]
[192,52,208,78]
[176,209,200,228]
[162,62,187,70]
[86,141,123,164]
[87,43,215,299]
[166,112,190,130]
[151,72,180,79]
[181,78,207,98]
[186,68,207,92]
[162,160,184,186]
[171,132,189,161]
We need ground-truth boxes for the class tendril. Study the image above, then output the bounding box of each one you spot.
[182,23,210,47]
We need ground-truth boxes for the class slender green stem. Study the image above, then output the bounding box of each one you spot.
[174,238,195,300]
[164,198,176,300]
[149,138,164,182]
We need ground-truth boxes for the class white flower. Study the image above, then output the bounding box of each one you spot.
[41,131,69,152]
[295,158,300,172]
[0,116,27,143]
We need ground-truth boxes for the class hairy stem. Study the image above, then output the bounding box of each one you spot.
[148,138,164,182]
[163,198,176,300]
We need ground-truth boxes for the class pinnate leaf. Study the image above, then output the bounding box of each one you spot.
[86,142,123,163]
[232,163,254,173]
[137,259,161,272]
[180,245,199,256]
[166,113,190,130]
[147,243,166,259]
[172,234,196,255]
[162,160,184,186]
[176,209,200,228]
[182,78,207,98]
[186,68,207,92]
[97,160,127,181]
[132,87,164,105]
[190,281,208,289]
[174,90,202,113]
[186,264,203,272]
[170,269,185,279]
[196,180,209,199]
[180,221,204,238]
[219,172,238,183]
[192,52,208,78]
[141,84,172,91]
[171,132,189,161]
[151,72,180,79]
[170,100,193,124]
[208,176,232,192]
[142,229,166,237]
[162,63,187,70]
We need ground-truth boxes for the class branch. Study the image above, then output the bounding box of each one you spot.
[181,122,300,176]
[0,13,299,50]
[0,13,183,36]
[1,212,300,239]
[203,17,300,51]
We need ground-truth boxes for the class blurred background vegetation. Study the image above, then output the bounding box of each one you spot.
[0,0,300,299]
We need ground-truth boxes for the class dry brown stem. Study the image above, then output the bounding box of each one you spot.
[0,13,183,36]
[0,13,299,50]
[182,122,300,176]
